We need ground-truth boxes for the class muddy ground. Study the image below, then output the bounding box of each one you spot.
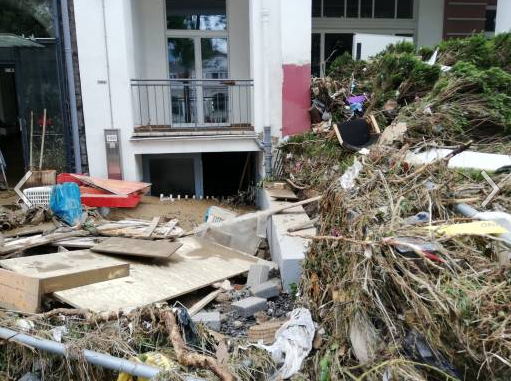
[106,196,255,230]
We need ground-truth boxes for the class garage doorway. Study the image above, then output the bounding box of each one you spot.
[0,63,24,184]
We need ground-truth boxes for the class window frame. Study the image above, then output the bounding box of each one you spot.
[313,0,415,19]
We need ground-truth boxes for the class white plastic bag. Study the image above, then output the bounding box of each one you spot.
[256,308,315,379]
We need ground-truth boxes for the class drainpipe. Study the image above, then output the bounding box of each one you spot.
[262,6,272,179]
[0,326,160,378]
[60,0,82,173]
[101,0,114,129]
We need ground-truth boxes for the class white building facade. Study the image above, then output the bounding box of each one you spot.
[73,0,507,196]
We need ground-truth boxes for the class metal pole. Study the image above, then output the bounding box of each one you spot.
[0,326,161,379]
[60,0,82,173]
[262,6,272,178]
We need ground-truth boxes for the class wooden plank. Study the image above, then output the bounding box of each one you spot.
[91,237,182,259]
[333,123,344,146]
[0,268,41,312]
[0,250,129,293]
[3,222,56,238]
[71,174,151,195]
[142,217,160,238]
[0,230,89,255]
[266,188,299,201]
[189,289,222,316]
[54,237,258,312]
[369,114,381,134]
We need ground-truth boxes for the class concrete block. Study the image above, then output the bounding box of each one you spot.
[246,264,270,287]
[232,297,268,317]
[192,311,221,331]
[250,280,280,299]
[258,188,316,292]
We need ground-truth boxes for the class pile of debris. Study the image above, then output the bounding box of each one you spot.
[279,32,511,380]
[0,174,320,380]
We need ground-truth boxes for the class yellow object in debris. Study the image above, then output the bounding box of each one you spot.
[427,221,508,237]
[116,352,175,381]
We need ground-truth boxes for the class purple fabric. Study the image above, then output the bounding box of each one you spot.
[348,95,367,104]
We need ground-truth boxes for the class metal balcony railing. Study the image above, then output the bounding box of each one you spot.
[131,78,254,129]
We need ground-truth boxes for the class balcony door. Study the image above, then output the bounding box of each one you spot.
[166,0,229,127]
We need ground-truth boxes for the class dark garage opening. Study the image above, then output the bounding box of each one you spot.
[149,156,195,197]
[203,152,254,197]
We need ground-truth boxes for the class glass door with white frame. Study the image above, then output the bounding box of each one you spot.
[166,0,229,127]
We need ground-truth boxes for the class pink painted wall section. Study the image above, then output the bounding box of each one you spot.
[282,63,311,136]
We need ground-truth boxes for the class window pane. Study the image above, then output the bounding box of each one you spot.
[312,0,322,17]
[168,38,196,124]
[166,0,227,30]
[325,34,353,71]
[397,0,413,18]
[485,9,496,32]
[202,38,228,123]
[0,0,54,37]
[347,0,359,17]
[375,0,395,18]
[324,0,345,17]
[312,33,321,77]
[361,0,373,18]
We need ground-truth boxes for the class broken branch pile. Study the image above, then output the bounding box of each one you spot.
[285,33,511,380]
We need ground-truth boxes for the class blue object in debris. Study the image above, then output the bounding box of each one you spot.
[49,182,82,226]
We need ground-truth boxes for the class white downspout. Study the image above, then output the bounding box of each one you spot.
[262,5,272,178]
[101,0,114,128]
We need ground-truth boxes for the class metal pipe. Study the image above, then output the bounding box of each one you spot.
[60,0,82,173]
[261,6,272,178]
[101,0,114,129]
[0,326,160,379]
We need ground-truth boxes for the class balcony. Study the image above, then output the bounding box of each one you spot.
[131,78,254,137]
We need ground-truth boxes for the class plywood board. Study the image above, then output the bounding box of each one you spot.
[266,188,299,201]
[0,250,129,293]
[71,174,151,195]
[0,268,40,312]
[91,237,182,259]
[54,237,258,312]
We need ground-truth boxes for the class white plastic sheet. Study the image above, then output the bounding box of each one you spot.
[256,308,315,379]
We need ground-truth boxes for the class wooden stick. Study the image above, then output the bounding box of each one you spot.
[39,108,47,170]
[142,216,160,239]
[160,310,235,381]
[238,153,251,191]
[188,289,222,316]
[29,110,34,169]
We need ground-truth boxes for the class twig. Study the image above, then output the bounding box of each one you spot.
[286,178,308,190]
[160,310,235,381]
[289,233,375,246]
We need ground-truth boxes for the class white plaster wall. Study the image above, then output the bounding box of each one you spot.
[280,0,311,65]
[132,0,167,80]
[75,0,140,180]
[496,0,511,34]
[250,0,283,138]
[353,33,413,60]
[416,0,444,47]
[130,136,261,155]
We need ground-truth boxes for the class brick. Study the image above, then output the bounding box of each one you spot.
[248,320,284,344]
[232,297,268,317]
[250,280,280,299]
[246,264,270,287]
[192,311,221,331]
